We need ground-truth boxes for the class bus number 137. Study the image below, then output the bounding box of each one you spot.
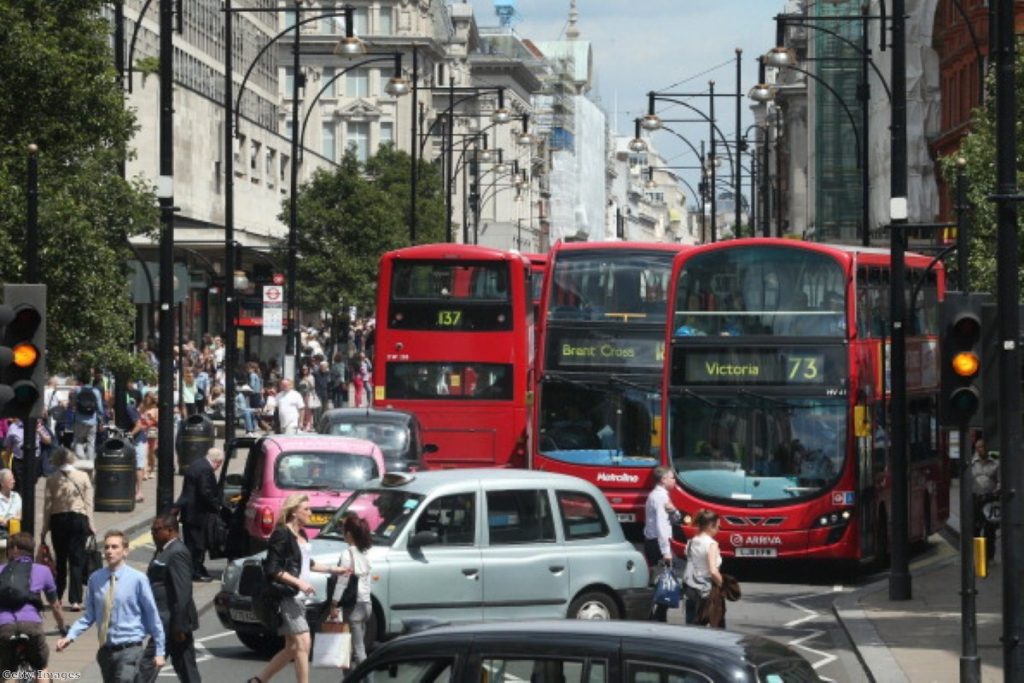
[437,310,463,327]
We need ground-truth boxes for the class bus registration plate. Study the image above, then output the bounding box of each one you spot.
[616,513,636,523]
[736,547,777,558]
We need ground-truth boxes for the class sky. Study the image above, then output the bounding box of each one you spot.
[465,0,780,202]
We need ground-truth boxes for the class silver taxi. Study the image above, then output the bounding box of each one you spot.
[216,469,652,652]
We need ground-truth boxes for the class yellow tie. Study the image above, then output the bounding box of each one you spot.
[98,573,117,645]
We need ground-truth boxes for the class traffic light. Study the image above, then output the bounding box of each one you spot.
[939,291,989,428]
[0,284,46,420]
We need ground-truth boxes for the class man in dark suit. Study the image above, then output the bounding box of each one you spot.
[174,447,224,581]
[138,514,201,683]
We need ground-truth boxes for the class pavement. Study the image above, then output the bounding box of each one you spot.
[25,451,231,677]
[832,477,1004,682]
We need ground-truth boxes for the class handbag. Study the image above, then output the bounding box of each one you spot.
[83,535,103,579]
[206,512,229,560]
[35,542,56,578]
[339,549,359,610]
[653,566,681,608]
[311,621,351,669]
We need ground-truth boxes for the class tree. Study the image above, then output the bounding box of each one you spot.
[284,145,445,319]
[0,0,159,378]
[938,40,1024,296]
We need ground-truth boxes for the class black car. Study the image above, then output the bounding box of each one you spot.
[318,407,435,472]
[343,620,823,683]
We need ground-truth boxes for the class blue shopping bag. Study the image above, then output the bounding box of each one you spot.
[653,566,681,608]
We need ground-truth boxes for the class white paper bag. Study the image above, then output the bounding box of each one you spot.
[312,629,352,669]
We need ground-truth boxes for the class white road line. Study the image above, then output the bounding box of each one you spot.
[781,587,851,670]
[159,631,236,676]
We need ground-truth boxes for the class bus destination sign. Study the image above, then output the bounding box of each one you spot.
[549,332,664,371]
[679,348,843,386]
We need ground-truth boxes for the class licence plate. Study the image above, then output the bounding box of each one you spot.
[230,608,261,624]
[309,513,332,526]
[616,513,636,523]
[735,548,778,558]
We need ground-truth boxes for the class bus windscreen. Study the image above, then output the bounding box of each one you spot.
[548,251,672,323]
[672,247,846,337]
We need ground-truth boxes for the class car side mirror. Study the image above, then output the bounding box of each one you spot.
[225,473,245,487]
[408,530,439,548]
[422,443,439,455]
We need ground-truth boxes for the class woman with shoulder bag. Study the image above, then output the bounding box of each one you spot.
[40,448,95,612]
[328,514,373,668]
[682,509,724,626]
[248,494,349,683]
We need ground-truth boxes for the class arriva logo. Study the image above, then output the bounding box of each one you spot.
[730,534,783,547]
[595,472,640,484]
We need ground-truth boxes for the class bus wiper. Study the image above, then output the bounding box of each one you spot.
[608,374,658,393]
[737,389,794,409]
[668,386,717,407]
[542,375,611,392]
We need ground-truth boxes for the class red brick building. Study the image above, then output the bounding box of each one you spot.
[930,0,1024,221]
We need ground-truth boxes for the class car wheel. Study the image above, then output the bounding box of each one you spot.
[568,591,620,620]
[236,629,283,655]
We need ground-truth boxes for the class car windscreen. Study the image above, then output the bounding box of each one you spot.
[273,451,380,492]
[326,421,411,460]
[319,489,425,546]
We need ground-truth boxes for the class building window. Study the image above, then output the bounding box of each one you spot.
[379,121,393,149]
[266,148,276,188]
[353,6,369,35]
[285,120,293,141]
[347,68,369,97]
[347,121,370,162]
[322,67,335,97]
[322,122,336,160]
[377,6,392,35]
[250,140,261,177]
[284,67,295,97]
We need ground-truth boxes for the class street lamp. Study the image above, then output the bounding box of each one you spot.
[628,118,648,152]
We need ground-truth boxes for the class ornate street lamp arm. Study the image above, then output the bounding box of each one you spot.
[782,21,893,102]
[418,88,503,157]
[234,10,350,135]
[657,125,703,162]
[126,0,157,93]
[785,64,861,168]
[299,54,399,155]
[649,96,735,178]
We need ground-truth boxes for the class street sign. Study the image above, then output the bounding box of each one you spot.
[263,285,284,336]
[272,273,285,286]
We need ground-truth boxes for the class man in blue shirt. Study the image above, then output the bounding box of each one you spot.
[56,529,165,682]
[71,379,105,463]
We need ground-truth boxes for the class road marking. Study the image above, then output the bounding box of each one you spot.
[159,631,236,675]
[782,587,850,670]
[131,531,155,549]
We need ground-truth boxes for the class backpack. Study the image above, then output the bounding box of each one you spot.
[75,388,98,416]
[0,560,42,611]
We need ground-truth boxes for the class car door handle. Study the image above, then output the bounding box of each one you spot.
[462,568,479,578]
[549,566,565,574]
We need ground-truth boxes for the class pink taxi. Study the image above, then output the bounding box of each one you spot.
[220,434,385,555]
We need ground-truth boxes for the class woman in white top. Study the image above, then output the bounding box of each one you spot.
[682,509,723,625]
[0,468,22,553]
[330,514,374,668]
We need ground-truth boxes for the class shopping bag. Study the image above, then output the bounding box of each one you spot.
[83,535,103,579]
[312,621,351,669]
[653,566,681,608]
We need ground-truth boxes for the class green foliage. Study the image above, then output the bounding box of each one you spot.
[281,145,445,317]
[0,0,159,377]
[938,41,1024,296]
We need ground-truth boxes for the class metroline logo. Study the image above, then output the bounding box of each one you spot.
[730,533,783,546]
[595,472,640,484]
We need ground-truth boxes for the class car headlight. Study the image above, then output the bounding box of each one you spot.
[222,562,242,593]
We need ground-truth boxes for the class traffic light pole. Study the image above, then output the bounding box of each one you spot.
[954,159,980,683]
[20,146,40,534]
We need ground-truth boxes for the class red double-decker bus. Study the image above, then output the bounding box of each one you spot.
[373,244,533,469]
[663,238,948,563]
[533,241,685,532]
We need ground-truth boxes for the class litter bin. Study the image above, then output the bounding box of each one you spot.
[176,414,215,474]
[95,437,136,512]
